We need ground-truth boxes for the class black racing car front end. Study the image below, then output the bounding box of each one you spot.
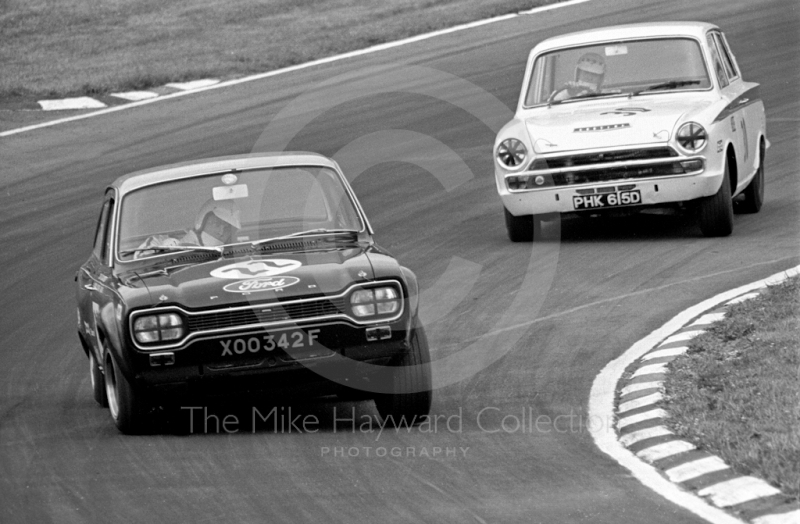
[124,279,417,402]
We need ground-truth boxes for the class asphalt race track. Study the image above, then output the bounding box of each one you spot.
[1,0,798,522]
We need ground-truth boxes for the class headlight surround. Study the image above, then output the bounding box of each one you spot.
[133,313,185,344]
[676,122,707,152]
[350,286,400,318]
[496,138,528,169]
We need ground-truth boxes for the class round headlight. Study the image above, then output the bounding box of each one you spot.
[497,138,527,168]
[676,122,707,152]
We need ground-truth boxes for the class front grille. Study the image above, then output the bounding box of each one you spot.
[506,147,702,191]
[531,147,678,169]
[551,162,686,185]
[185,297,347,332]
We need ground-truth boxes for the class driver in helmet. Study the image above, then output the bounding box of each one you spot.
[180,198,241,247]
[134,198,241,257]
[552,52,606,101]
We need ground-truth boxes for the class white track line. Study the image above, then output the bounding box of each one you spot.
[589,265,800,524]
[0,0,593,138]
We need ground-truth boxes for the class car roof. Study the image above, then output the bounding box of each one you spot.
[533,21,719,52]
[111,152,339,195]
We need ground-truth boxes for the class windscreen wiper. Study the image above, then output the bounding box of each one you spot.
[631,80,700,96]
[250,229,359,248]
[548,91,624,107]
[120,245,224,257]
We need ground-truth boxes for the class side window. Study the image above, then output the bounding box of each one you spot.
[715,32,739,79]
[92,198,115,264]
[706,34,729,88]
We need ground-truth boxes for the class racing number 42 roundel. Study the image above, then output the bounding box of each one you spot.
[210,259,302,279]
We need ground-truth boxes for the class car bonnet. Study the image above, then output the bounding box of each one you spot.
[524,96,713,154]
[131,247,376,309]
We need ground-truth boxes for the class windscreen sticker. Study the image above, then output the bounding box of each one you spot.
[223,277,300,294]
[211,259,302,279]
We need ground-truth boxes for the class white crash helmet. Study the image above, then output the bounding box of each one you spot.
[575,52,605,82]
[195,198,241,231]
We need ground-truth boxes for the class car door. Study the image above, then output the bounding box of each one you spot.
[708,30,757,192]
[718,31,760,187]
[78,192,116,360]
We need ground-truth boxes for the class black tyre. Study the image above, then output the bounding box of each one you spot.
[737,143,765,214]
[104,351,149,434]
[89,351,108,407]
[698,161,734,237]
[504,207,542,242]
[374,322,432,426]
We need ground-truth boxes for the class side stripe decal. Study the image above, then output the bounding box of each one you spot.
[713,85,761,123]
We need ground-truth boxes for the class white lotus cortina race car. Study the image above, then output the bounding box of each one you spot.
[494,22,767,240]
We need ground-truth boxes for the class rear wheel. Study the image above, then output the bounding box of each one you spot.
[738,143,765,214]
[89,351,108,407]
[105,351,149,434]
[374,322,432,426]
[698,161,734,237]
[504,207,542,242]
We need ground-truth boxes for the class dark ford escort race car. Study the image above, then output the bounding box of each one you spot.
[76,153,431,433]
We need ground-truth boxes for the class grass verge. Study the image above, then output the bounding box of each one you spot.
[663,275,800,500]
[1,0,562,101]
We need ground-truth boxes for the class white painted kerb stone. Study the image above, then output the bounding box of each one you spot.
[617,408,667,430]
[632,363,668,378]
[619,392,663,414]
[690,312,726,326]
[664,456,729,483]
[753,509,800,524]
[636,440,695,462]
[697,476,781,507]
[641,346,688,361]
[38,97,107,110]
[620,381,662,396]
[110,91,159,101]
[619,426,673,447]
[661,330,705,345]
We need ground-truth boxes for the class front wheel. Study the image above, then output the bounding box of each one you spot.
[374,322,432,426]
[698,162,734,237]
[504,207,542,242]
[89,351,108,407]
[105,351,150,434]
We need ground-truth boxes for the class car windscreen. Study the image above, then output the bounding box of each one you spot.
[524,37,711,106]
[117,166,364,260]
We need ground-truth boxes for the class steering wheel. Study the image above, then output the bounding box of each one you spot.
[548,83,574,102]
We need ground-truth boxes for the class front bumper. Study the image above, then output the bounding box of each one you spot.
[129,320,410,400]
[498,167,724,217]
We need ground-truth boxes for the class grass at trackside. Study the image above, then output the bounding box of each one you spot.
[663,275,800,500]
[1,0,562,101]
